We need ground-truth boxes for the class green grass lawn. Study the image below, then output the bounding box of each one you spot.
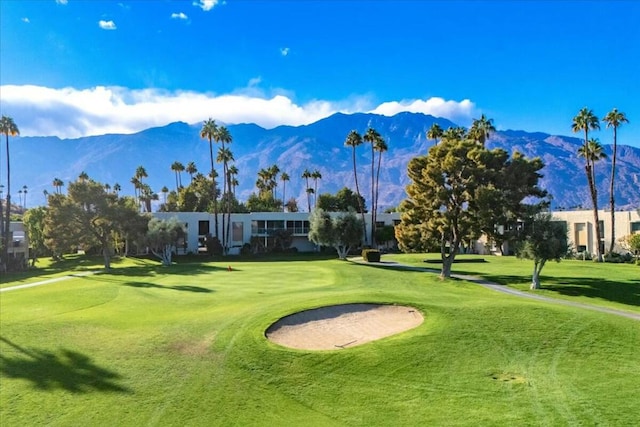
[1,254,639,426]
[388,253,640,314]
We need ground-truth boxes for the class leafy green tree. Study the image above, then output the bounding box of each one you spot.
[44,178,146,269]
[246,193,282,212]
[23,206,48,265]
[395,135,545,278]
[317,187,366,212]
[285,197,299,213]
[308,209,363,260]
[146,217,186,266]
[344,130,367,242]
[1,115,19,268]
[603,108,629,254]
[572,107,603,261]
[516,213,568,289]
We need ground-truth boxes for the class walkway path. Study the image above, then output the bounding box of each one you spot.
[1,271,98,293]
[352,258,640,322]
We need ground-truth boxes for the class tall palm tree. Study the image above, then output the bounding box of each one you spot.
[280,172,290,212]
[469,114,496,147]
[113,182,121,196]
[572,107,602,261]
[374,138,388,236]
[170,161,184,192]
[161,186,169,204]
[130,176,141,208]
[228,165,239,197]
[603,108,629,254]
[135,165,148,183]
[311,170,322,208]
[52,178,64,194]
[185,162,198,183]
[302,169,312,212]
[104,183,111,193]
[364,128,383,246]
[1,116,19,264]
[18,189,23,209]
[344,130,367,243]
[427,123,443,146]
[22,185,27,209]
[200,118,220,240]
[217,143,235,251]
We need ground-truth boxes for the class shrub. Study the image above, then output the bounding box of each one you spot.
[362,249,381,262]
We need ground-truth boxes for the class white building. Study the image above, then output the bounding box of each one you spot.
[1,221,30,270]
[153,211,401,254]
[154,208,639,256]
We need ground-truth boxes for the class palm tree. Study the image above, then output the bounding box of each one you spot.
[311,170,322,208]
[200,118,220,240]
[469,114,496,147]
[603,108,629,254]
[302,169,312,212]
[104,183,111,193]
[344,130,367,243]
[427,123,443,146]
[22,185,27,209]
[217,141,235,251]
[442,126,467,140]
[135,165,148,183]
[185,162,198,183]
[280,172,290,212]
[78,171,89,183]
[130,176,141,208]
[228,165,239,197]
[113,182,121,196]
[170,161,185,192]
[572,107,603,261]
[52,178,64,194]
[374,138,388,234]
[161,186,169,204]
[18,189,23,209]
[364,128,383,246]
[0,115,19,265]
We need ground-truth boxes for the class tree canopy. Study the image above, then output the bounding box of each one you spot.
[395,134,546,278]
[308,209,363,260]
[316,187,367,213]
[146,217,186,266]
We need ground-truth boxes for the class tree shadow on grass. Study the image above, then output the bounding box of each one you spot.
[101,263,233,278]
[122,282,214,293]
[0,337,132,394]
[539,277,640,307]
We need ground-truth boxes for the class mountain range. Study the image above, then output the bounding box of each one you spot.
[5,112,640,211]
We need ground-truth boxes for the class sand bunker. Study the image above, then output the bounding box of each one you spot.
[266,303,424,350]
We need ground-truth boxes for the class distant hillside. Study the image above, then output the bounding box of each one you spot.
[8,112,640,211]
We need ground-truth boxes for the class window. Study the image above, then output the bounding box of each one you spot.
[232,222,243,242]
[598,220,605,239]
[376,221,385,228]
[285,220,310,234]
[631,222,640,233]
[198,220,210,236]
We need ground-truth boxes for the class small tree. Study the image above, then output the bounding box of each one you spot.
[23,206,48,265]
[146,217,185,266]
[515,213,568,290]
[308,209,363,260]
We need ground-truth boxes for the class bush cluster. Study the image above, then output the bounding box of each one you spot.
[362,249,381,262]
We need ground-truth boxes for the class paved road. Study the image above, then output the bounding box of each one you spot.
[353,259,640,322]
[1,271,98,293]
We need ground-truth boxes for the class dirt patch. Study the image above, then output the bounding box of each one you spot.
[266,303,424,350]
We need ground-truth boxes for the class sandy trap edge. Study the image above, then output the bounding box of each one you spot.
[265,303,424,350]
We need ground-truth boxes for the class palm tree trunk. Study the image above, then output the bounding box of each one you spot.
[282,181,286,212]
[586,163,603,261]
[375,149,383,243]
[608,127,617,254]
[209,139,219,240]
[371,144,375,246]
[4,133,11,264]
[352,148,367,245]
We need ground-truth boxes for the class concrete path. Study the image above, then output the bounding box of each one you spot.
[352,258,640,322]
[1,271,98,293]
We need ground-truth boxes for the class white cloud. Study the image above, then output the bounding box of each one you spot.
[0,84,477,139]
[370,97,476,122]
[280,47,290,57]
[55,0,68,5]
[171,12,188,20]
[193,0,218,11]
[98,20,117,30]
[22,17,30,23]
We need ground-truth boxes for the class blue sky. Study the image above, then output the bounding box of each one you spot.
[1,0,638,146]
